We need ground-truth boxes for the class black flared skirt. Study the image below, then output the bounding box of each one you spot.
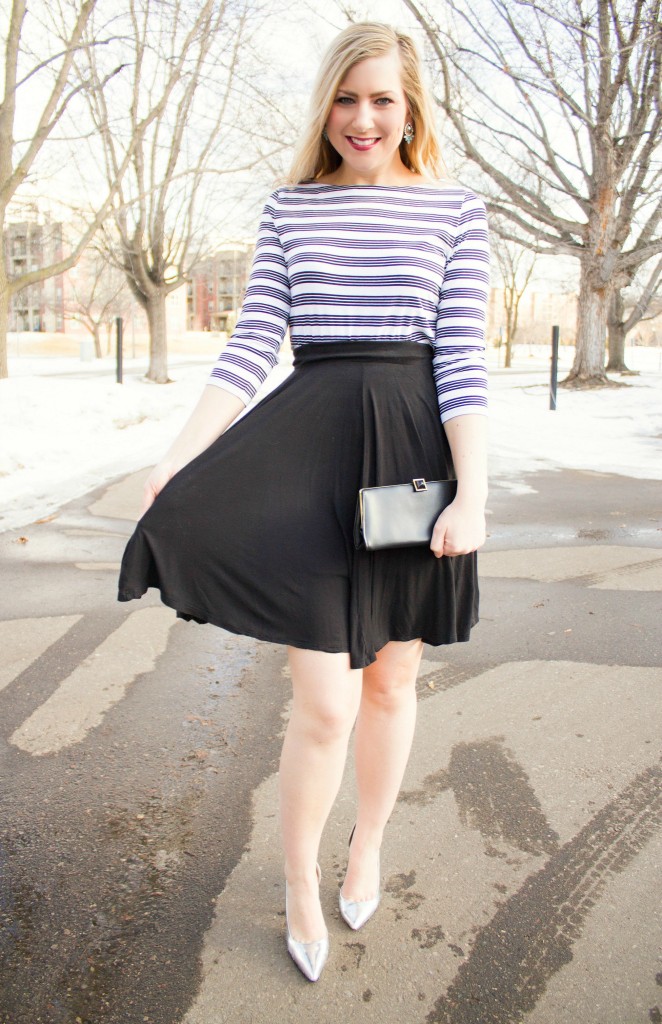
[117,341,478,668]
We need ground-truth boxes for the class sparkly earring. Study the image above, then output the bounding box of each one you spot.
[403,122,415,144]
[322,127,329,141]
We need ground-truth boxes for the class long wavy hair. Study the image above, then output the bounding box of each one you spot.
[284,22,446,186]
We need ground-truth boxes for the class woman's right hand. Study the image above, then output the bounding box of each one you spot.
[139,461,179,518]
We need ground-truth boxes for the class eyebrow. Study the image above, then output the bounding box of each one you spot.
[336,89,397,98]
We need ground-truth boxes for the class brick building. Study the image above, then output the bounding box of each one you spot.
[187,247,252,332]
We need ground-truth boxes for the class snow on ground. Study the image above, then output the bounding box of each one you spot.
[488,346,662,494]
[1,345,660,533]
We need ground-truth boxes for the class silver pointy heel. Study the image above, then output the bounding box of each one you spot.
[285,863,329,982]
[339,825,381,931]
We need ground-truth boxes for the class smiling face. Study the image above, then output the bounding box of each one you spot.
[324,49,412,183]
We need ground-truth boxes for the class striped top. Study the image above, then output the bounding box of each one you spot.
[208,182,490,423]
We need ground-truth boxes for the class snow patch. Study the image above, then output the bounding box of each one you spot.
[1,348,660,533]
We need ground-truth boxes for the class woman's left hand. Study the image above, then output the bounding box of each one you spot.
[430,497,486,558]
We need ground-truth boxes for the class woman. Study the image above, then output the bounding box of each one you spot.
[118,22,489,982]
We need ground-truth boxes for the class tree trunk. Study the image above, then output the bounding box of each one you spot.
[0,264,10,379]
[505,294,521,369]
[606,289,629,372]
[145,289,169,383]
[564,266,610,386]
[505,330,513,368]
[504,300,514,368]
[93,323,102,359]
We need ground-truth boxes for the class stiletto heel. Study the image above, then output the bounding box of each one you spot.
[285,863,329,981]
[339,826,381,931]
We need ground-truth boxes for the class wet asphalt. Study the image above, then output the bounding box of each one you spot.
[0,461,660,1024]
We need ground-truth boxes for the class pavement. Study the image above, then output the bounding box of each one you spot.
[0,457,661,1024]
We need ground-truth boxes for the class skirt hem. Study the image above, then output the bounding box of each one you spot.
[117,585,478,670]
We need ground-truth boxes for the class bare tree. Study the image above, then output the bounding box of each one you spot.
[492,232,538,368]
[0,2,136,378]
[84,0,281,384]
[403,0,662,387]
[0,0,189,379]
[1,2,102,377]
[65,246,131,357]
[608,256,662,370]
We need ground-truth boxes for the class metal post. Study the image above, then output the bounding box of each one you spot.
[549,324,559,410]
[116,316,123,384]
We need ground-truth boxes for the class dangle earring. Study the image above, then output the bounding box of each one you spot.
[403,121,415,144]
[322,126,329,141]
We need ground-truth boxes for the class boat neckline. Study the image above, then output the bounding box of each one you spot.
[292,180,457,190]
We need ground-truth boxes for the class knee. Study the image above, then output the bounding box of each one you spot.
[362,643,421,709]
[362,671,412,711]
[295,697,356,745]
[287,649,361,745]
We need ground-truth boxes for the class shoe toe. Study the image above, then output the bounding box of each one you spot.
[287,934,329,981]
[339,891,380,930]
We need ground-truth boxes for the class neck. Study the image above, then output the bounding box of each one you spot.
[328,160,421,187]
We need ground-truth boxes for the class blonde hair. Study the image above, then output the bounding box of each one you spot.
[285,22,445,185]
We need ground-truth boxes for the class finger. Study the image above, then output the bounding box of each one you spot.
[442,533,465,556]
[444,542,477,557]
[430,526,446,559]
[139,486,156,519]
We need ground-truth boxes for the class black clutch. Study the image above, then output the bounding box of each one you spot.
[354,478,457,551]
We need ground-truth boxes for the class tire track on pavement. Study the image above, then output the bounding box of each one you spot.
[426,758,662,1024]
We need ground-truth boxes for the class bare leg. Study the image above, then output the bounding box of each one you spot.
[280,648,362,942]
[342,638,423,901]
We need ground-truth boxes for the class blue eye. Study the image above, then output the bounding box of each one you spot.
[334,96,393,105]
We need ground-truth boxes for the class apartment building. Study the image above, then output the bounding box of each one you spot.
[3,215,65,332]
[186,246,252,332]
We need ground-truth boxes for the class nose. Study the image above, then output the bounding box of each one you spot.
[349,101,375,133]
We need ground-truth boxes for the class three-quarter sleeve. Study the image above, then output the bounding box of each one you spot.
[208,192,290,403]
[432,190,490,423]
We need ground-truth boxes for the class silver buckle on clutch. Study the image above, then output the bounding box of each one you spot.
[412,478,428,492]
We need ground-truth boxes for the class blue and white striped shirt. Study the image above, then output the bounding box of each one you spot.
[208,182,489,423]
